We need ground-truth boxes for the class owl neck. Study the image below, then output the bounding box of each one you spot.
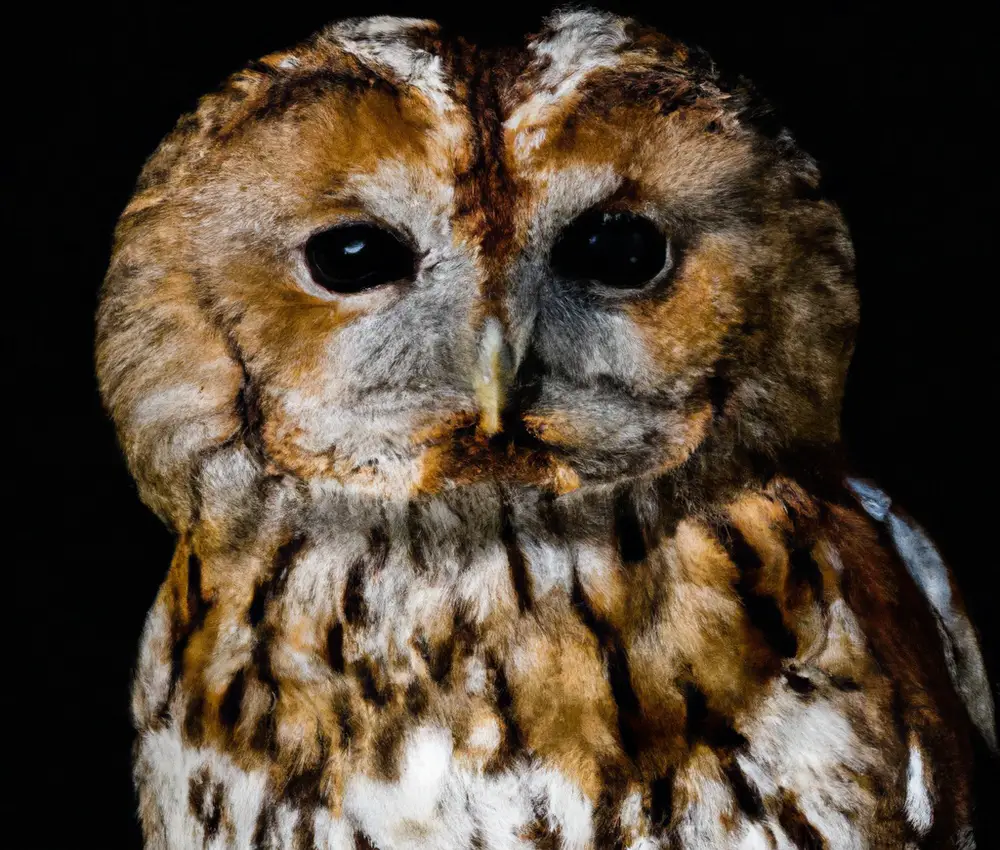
[185,437,849,564]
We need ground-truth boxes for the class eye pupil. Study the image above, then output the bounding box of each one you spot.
[551,210,669,289]
[305,224,415,294]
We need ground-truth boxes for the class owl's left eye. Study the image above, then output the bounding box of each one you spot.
[550,210,670,290]
[305,224,417,293]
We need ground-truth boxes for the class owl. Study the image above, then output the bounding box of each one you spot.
[96,9,995,850]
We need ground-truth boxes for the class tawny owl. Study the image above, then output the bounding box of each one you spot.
[96,9,996,849]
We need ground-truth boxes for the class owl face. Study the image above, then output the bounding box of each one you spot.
[98,11,859,519]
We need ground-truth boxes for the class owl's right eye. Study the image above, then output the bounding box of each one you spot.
[305,224,417,294]
[550,210,670,290]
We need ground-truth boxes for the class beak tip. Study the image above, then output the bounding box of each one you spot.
[478,410,502,438]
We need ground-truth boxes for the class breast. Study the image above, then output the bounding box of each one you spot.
[131,476,977,848]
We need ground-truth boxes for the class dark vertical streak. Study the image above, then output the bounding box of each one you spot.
[183,691,206,742]
[248,581,268,627]
[538,491,567,538]
[405,680,429,717]
[571,568,643,761]
[650,770,676,831]
[219,668,246,732]
[164,548,213,724]
[342,557,368,627]
[500,497,533,613]
[428,636,455,684]
[336,698,355,749]
[246,535,307,755]
[406,501,429,574]
[723,761,765,819]
[367,525,390,574]
[683,682,746,750]
[250,635,278,755]
[606,641,642,761]
[207,783,224,840]
[271,534,307,596]
[355,658,391,706]
[488,655,524,769]
[234,358,268,467]
[342,527,388,627]
[373,714,406,780]
[252,804,277,850]
[706,364,734,420]
[718,524,798,658]
[285,756,325,810]
[186,553,207,629]
[188,770,223,839]
[788,545,825,605]
[171,552,211,685]
[614,489,647,565]
[292,806,316,850]
[327,622,345,674]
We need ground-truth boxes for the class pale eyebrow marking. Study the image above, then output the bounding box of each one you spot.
[329,17,457,118]
[505,9,629,137]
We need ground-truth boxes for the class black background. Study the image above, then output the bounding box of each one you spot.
[21,3,996,846]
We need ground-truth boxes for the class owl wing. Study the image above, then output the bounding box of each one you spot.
[847,477,997,751]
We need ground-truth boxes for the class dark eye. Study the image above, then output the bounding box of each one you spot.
[550,210,669,289]
[305,224,416,293]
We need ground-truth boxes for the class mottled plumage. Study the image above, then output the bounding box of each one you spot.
[97,10,994,849]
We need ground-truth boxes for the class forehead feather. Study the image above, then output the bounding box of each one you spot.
[326,16,457,117]
[194,9,747,156]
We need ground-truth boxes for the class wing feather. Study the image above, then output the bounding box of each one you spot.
[847,477,996,751]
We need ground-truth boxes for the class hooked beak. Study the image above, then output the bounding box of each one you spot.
[473,317,513,437]
[468,314,581,494]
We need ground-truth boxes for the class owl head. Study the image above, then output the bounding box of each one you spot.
[97,10,858,529]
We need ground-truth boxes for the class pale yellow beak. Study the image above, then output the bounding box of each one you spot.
[473,317,512,437]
